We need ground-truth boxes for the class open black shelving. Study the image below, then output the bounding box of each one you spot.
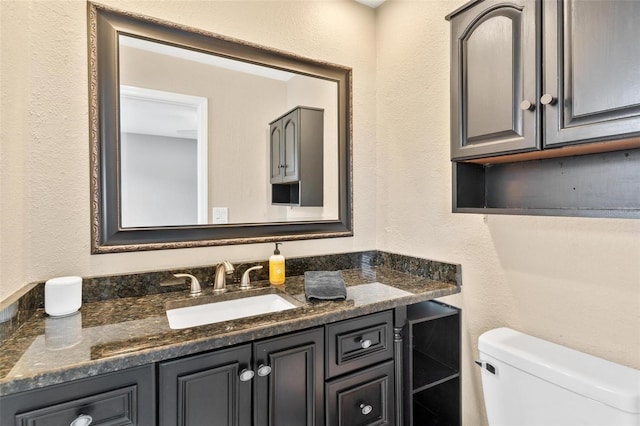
[404,300,461,425]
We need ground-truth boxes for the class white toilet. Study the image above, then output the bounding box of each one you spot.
[478,327,640,425]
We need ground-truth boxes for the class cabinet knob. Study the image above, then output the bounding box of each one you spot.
[70,414,93,426]
[540,94,556,105]
[239,369,255,382]
[359,339,372,349]
[519,100,534,111]
[360,404,373,415]
[257,364,272,377]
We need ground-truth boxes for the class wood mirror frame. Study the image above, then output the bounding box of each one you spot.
[88,2,353,253]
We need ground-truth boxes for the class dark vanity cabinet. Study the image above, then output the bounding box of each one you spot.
[0,365,155,425]
[325,310,396,426]
[159,310,396,426]
[269,106,324,206]
[160,328,324,426]
[404,301,460,426]
[1,307,463,425]
[448,0,640,217]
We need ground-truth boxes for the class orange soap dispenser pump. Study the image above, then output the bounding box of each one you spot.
[269,243,285,285]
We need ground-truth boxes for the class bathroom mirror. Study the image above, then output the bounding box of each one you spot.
[88,2,352,253]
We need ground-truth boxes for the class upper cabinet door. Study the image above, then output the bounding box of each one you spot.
[450,0,538,160]
[270,123,283,183]
[282,111,300,182]
[543,0,640,147]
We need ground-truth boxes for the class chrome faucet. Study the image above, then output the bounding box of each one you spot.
[213,261,234,293]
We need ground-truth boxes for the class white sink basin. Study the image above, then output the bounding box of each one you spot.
[166,291,300,330]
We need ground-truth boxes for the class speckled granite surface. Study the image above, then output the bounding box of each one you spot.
[0,251,460,396]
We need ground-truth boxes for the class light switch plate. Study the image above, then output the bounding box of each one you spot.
[212,207,228,224]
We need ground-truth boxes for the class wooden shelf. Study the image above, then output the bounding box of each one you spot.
[407,301,459,324]
[413,400,440,425]
[412,350,459,394]
[454,148,640,218]
[412,377,460,426]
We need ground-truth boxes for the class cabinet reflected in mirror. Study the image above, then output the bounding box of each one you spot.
[89,2,352,252]
[118,35,338,227]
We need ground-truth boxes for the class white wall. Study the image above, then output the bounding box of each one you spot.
[1,1,638,424]
[120,133,198,227]
[375,1,640,424]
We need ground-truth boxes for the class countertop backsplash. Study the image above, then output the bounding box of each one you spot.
[0,250,461,395]
[0,250,460,344]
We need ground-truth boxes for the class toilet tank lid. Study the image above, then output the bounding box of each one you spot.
[479,327,640,414]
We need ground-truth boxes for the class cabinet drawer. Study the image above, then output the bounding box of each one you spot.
[326,310,393,378]
[1,365,155,426]
[326,360,395,426]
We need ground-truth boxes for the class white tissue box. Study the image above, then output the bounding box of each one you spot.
[45,276,82,317]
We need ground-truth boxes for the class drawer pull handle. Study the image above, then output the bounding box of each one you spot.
[257,364,272,377]
[360,339,372,349]
[70,414,93,426]
[360,404,373,415]
[239,369,255,381]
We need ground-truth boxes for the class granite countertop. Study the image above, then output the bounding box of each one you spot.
[0,259,460,396]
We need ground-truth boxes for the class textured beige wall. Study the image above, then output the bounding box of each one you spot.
[2,1,639,424]
[375,1,640,424]
[0,0,377,301]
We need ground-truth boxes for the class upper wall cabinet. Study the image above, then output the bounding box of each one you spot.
[270,106,324,206]
[448,0,538,160]
[447,0,640,161]
[542,0,640,148]
[447,0,640,218]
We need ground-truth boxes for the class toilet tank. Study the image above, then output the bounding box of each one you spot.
[478,327,640,426]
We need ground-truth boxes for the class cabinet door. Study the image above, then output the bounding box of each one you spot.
[270,121,283,183]
[326,360,395,426]
[543,0,640,147]
[254,327,324,426]
[450,0,538,160]
[282,110,300,182]
[159,344,252,426]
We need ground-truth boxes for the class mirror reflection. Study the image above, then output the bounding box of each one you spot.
[118,36,339,227]
[89,2,352,252]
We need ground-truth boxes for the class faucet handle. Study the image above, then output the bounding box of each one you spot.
[173,273,202,296]
[240,265,264,289]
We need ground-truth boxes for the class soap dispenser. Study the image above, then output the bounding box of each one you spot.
[269,243,285,285]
